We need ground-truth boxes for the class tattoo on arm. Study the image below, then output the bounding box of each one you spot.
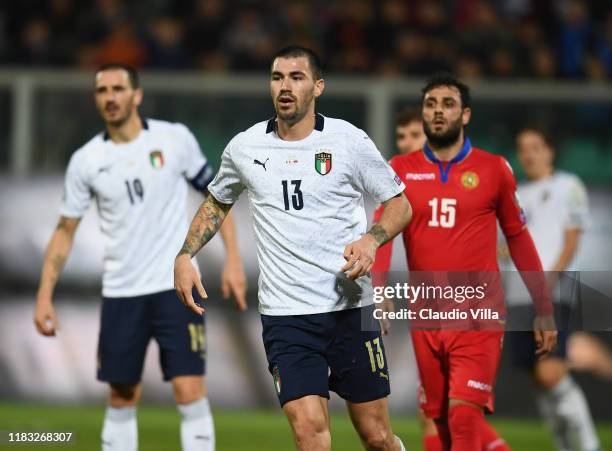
[367,224,389,246]
[178,196,232,258]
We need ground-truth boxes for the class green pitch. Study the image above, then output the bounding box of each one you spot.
[1,403,611,450]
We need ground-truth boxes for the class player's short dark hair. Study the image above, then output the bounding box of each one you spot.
[271,46,323,80]
[396,108,422,128]
[517,127,556,151]
[96,63,140,89]
[421,72,471,109]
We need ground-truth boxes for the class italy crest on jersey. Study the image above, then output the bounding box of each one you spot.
[314,152,332,175]
[149,150,164,169]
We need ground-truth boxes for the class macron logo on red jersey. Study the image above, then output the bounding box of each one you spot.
[467,379,493,392]
[405,172,436,181]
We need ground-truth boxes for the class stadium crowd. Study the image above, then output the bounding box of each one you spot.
[2,0,611,80]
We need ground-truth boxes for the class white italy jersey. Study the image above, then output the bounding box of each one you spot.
[60,118,214,298]
[504,171,589,305]
[207,114,405,315]
[519,171,589,271]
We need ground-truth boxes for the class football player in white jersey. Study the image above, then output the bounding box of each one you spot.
[175,46,412,451]
[508,128,601,451]
[34,64,247,451]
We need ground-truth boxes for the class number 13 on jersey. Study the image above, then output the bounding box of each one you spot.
[428,197,456,228]
[282,180,304,211]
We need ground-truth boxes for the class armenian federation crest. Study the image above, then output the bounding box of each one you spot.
[314,152,332,175]
[460,171,479,189]
[149,150,164,169]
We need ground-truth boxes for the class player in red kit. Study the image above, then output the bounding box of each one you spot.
[374,73,557,451]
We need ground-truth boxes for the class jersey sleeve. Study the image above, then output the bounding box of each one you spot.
[206,136,245,204]
[350,133,405,203]
[496,157,526,238]
[564,176,590,230]
[59,152,92,218]
[176,123,215,192]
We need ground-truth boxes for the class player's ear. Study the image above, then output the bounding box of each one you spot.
[314,78,325,98]
[133,88,143,107]
[461,107,471,126]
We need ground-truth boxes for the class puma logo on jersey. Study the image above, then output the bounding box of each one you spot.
[254,158,269,171]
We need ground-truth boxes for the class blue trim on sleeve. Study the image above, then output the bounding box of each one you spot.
[423,137,472,183]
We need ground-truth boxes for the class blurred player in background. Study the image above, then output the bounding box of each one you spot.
[175,46,411,451]
[34,63,247,451]
[372,108,425,297]
[506,128,601,451]
[376,73,556,450]
[395,108,426,156]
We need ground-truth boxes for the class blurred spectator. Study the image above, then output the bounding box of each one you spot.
[557,0,593,78]
[16,18,52,65]
[90,23,148,68]
[77,0,130,45]
[530,45,558,79]
[489,47,518,78]
[595,10,612,76]
[48,0,79,64]
[324,1,376,73]
[146,17,188,69]
[186,0,230,71]
[0,0,609,79]
[221,7,278,72]
[454,54,484,79]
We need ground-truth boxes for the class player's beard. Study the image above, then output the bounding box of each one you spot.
[424,117,463,149]
[275,90,314,126]
[103,97,135,128]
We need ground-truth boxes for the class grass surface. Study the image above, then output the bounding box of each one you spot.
[1,403,611,450]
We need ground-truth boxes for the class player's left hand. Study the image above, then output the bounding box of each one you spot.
[533,314,558,359]
[174,254,207,315]
[341,234,378,280]
[221,257,248,311]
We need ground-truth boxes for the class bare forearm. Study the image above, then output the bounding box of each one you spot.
[218,210,241,261]
[178,195,232,258]
[367,194,412,246]
[37,218,78,300]
[551,229,581,272]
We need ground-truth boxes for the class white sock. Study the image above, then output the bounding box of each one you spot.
[101,406,137,451]
[394,435,406,451]
[177,397,215,451]
[537,375,600,451]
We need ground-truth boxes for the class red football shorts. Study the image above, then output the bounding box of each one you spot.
[411,330,503,419]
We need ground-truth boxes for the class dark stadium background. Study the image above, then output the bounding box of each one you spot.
[0,1,610,450]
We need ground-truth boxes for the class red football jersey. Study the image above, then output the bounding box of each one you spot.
[390,139,525,272]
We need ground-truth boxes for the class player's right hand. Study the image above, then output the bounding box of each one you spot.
[533,315,558,358]
[174,254,207,315]
[341,234,378,280]
[34,300,59,336]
